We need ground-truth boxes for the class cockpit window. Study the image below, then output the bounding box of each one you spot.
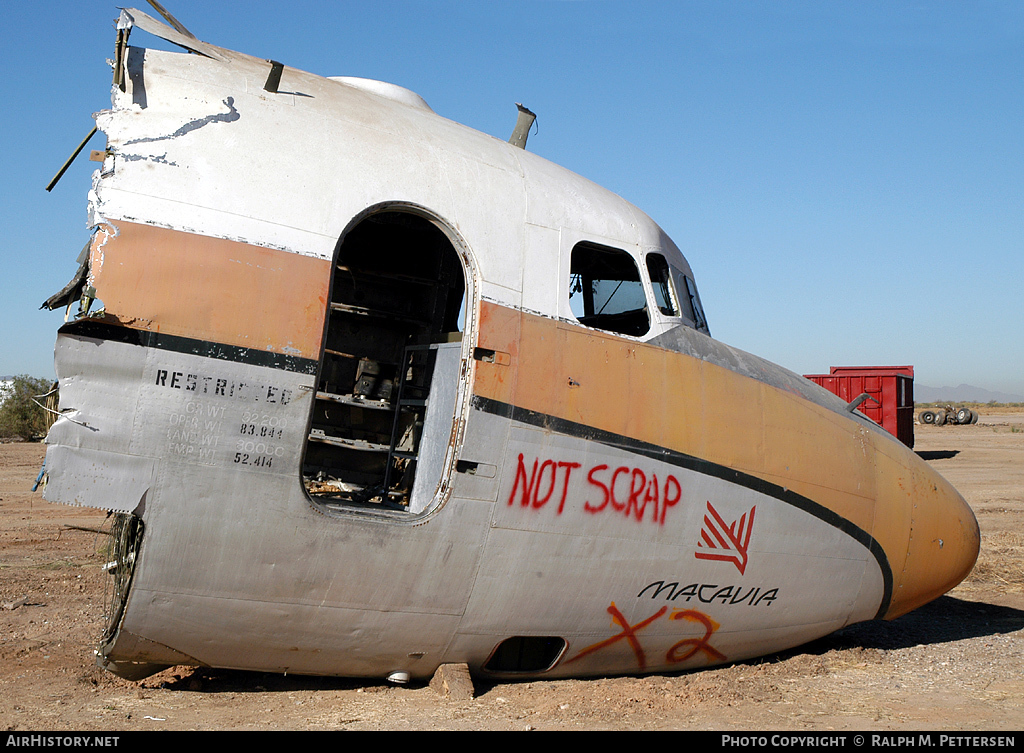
[645,253,678,316]
[569,243,650,337]
[644,257,711,335]
[672,268,708,334]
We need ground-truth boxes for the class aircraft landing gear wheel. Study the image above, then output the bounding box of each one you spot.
[933,410,947,426]
[919,410,935,424]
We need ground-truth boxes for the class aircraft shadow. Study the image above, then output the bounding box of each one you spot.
[916,450,960,460]
[158,669,378,693]
[796,595,1024,655]
[159,595,1023,692]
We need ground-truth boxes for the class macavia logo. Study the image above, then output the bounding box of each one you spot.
[638,581,778,607]
[695,501,756,574]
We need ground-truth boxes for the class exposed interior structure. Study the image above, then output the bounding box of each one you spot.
[301,210,466,513]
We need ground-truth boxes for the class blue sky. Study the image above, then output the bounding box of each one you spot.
[5,1,1023,394]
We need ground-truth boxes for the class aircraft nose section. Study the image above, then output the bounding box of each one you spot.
[885,463,980,619]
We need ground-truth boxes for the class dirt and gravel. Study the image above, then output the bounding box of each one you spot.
[2,411,1022,731]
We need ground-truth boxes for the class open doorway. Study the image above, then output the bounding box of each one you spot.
[301,209,468,515]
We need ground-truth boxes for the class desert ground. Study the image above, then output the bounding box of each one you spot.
[1,411,1022,731]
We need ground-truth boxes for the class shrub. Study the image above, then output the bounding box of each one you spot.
[0,375,56,440]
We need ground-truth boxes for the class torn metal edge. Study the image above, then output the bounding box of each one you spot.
[119,7,229,63]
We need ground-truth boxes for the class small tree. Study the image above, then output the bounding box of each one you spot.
[0,375,56,440]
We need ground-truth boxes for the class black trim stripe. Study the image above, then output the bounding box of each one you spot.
[472,394,893,619]
[58,320,319,375]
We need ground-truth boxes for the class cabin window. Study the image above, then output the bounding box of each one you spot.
[301,210,467,515]
[568,242,650,337]
[645,253,678,317]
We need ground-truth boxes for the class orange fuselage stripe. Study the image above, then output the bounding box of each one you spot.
[90,221,330,361]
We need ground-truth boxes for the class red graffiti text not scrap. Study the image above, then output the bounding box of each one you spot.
[508,454,681,525]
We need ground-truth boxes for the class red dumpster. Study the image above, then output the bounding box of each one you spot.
[804,366,915,449]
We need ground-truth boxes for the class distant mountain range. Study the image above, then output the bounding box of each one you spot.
[915,384,1024,404]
